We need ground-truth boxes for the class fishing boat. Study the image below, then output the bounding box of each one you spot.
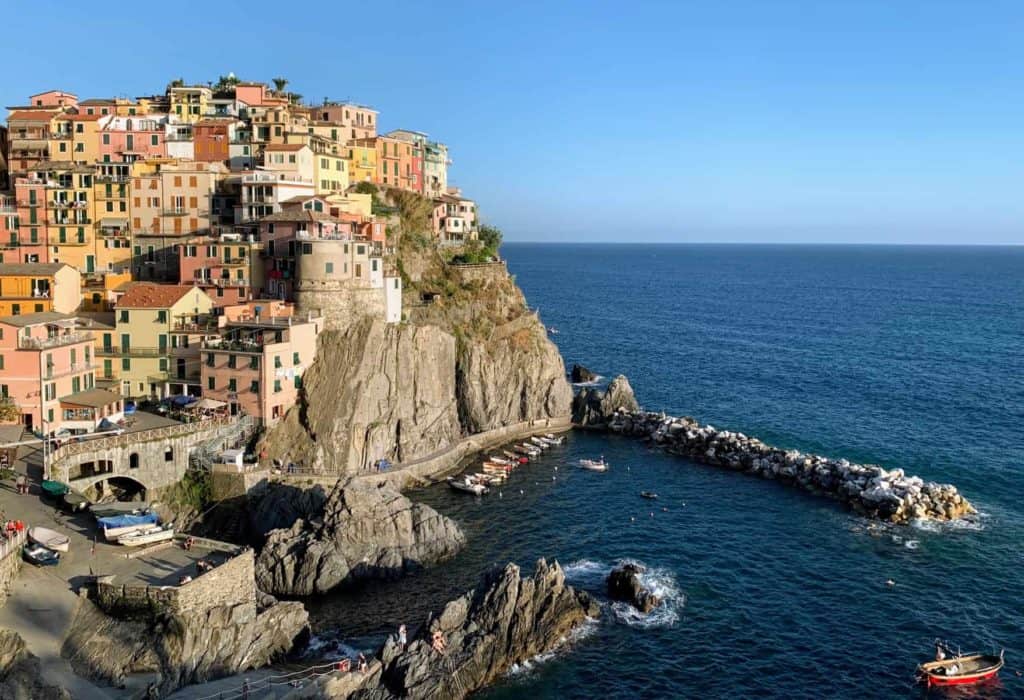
[579,458,609,472]
[117,525,174,547]
[916,643,1005,687]
[91,502,150,518]
[28,526,70,553]
[99,512,159,541]
[447,477,488,496]
[640,491,659,500]
[40,480,69,498]
[62,491,89,513]
[22,543,60,567]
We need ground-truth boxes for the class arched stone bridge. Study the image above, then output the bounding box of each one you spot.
[50,416,252,496]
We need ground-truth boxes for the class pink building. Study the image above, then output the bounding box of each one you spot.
[0,312,121,434]
[177,234,264,306]
[98,116,167,162]
[28,90,78,108]
[200,309,323,424]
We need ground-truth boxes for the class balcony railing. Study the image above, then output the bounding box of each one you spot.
[96,346,169,357]
[241,172,313,184]
[19,332,93,350]
[163,208,190,216]
[204,278,250,288]
[44,362,97,380]
[95,175,129,184]
[50,200,89,209]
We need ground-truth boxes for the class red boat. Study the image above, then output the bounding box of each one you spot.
[916,643,1004,687]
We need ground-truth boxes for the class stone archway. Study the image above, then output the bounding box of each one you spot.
[86,475,148,503]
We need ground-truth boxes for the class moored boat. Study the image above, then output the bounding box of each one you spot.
[517,444,541,456]
[22,543,60,567]
[503,450,529,463]
[487,456,516,466]
[91,501,151,518]
[640,491,658,500]
[529,437,550,449]
[917,644,1004,687]
[579,458,609,472]
[543,433,565,444]
[473,473,505,485]
[482,461,513,472]
[117,525,174,547]
[447,477,488,496]
[28,526,70,553]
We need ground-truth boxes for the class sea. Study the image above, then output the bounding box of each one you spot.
[305,244,1024,699]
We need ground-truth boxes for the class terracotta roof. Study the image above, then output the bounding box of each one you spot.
[7,110,56,122]
[65,112,105,121]
[264,143,307,152]
[0,311,75,327]
[116,283,198,309]
[59,388,122,408]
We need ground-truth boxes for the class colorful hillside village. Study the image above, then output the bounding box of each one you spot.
[0,79,481,433]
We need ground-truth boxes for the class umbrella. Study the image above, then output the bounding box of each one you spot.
[193,398,227,410]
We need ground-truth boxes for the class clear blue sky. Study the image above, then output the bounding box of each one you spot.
[6,1,1024,243]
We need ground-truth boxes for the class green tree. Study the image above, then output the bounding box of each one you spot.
[478,224,503,253]
[215,74,241,90]
[288,92,303,105]
[167,77,185,90]
[272,77,289,94]
[353,181,379,196]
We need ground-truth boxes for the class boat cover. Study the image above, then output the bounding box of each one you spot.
[98,512,158,529]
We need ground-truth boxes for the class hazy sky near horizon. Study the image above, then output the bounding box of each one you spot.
[6,1,1023,244]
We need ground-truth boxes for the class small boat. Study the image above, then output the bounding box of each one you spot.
[448,477,488,496]
[62,491,89,513]
[91,501,150,518]
[917,645,1005,687]
[40,480,69,498]
[28,526,70,553]
[99,512,160,541]
[482,461,513,472]
[505,450,530,462]
[517,444,541,455]
[22,543,60,567]
[487,456,516,466]
[640,491,659,500]
[473,473,505,485]
[579,458,609,472]
[542,433,566,444]
[547,326,559,335]
[118,525,174,547]
[529,437,550,449]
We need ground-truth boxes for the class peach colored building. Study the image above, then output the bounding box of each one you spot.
[0,312,121,434]
[177,233,265,306]
[316,102,377,140]
[201,309,323,424]
[98,116,167,162]
[28,91,78,108]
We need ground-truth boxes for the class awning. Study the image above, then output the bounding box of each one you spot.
[100,217,129,228]
[59,388,122,409]
[192,397,227,410]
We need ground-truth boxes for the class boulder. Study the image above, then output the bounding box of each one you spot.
[0,629,69,700]
[570,363,597,383]
[572,374,640,427]
[607,563,661,613]
[255,478,465,596]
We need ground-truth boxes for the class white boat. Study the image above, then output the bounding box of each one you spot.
[487,456,516,466]
[103,522,158,541]
[579,458,609,472]
[473,472,506,485]
[518,443,541,455]
[28,526,70,553]
[117,525,174,547]
[529,437,550,449]
[542,433,566,445]
[447,477,488,496]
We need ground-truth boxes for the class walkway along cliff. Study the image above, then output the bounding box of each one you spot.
[574,376,975,524]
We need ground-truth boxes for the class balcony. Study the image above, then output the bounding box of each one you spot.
[51,132,72,140]
[43,363,97,380]
[19,331,93,350]
[95,175,129,184]
[163,208,190,216]
[241,172,313,184]
[96,346,169,358]
[166,134,193,142]
[50,200,89,209]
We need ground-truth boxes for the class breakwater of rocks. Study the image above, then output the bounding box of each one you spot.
[574,376,975,524]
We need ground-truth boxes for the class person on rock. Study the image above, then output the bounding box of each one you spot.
[358,653,368,673]
[398,624,407,650]
[431,630,446,654]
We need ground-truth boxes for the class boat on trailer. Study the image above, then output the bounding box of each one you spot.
[118,525,174,547]
[28,526,70,553]
[916,643,1004,687]
[579,458,609,472]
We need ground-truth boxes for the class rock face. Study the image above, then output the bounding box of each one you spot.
[572,374,640,427]
[352,559,598,700]
[607,563,661,613]
[0,630,69,700]
[255,478,465,596]
[570,363,597,383]
[579,376,974,524]
[61,596,307,697]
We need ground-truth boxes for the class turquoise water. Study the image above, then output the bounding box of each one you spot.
[308,244,1024,699]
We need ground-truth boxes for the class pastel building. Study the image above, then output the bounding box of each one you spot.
[169,86,212,123]
[6,110,61,177]
[106,283,215,398]
[0,312,117,434]
[98,115,168,162]
[200,308,324,424]
[386,130,426,193]
[0,263,81,316]
[315,102,377,140]
[423,141,450,198]
[235,170,314,224]
[177,233,264,306]
[346,140,377,184]
[194,119,245,163]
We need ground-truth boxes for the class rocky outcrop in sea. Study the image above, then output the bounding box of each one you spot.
[295,559,599,699]
[607,563,662,613]
[575,377,974,524]
[570,363,597,383]
[255,478,465,596]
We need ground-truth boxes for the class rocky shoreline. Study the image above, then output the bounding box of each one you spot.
[574,376,975,524]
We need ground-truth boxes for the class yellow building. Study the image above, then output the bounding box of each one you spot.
[105,283,214,398]
[0,262,81,316]
[81,270,132,312]
[50,113,104,165]
[323,192,372,218]
[93,162,133,273]
[169,86,212,124]
[347,141,377,185]
[33,162,99,271]
[313,150,349,194]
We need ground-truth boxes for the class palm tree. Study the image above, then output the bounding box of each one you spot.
[272,77,289,95]
[288,93,303,105]
[168,77,185,89]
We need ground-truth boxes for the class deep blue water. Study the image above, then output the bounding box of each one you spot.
[308,244,1024,699]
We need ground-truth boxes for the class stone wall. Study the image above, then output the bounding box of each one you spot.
[294,282,385,331]
[94,548,255,619]
[448,261,508,285]
[210,468,269,500]
[0,530,25,608]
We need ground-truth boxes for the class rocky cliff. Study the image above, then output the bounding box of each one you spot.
[292,559,599,700]
[261,229,571,474]
[61,595,308,696]
[255,478,465,596]
[0,630,68,700]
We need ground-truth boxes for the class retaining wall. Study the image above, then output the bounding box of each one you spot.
[0,530,25,607]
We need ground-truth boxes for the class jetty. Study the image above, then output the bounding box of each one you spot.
[574,376,975,524]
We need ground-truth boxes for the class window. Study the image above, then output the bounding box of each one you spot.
[206,353,214,367]
[207,377,215,390]
[294,375,302,389]
[302,243,312,254]
[159,358,167,371]
[119,310,128,323]
[164,448,173,462]
[102,134,110,145]
[274,356,282,369]
[122,358,131,370]
[325,262,334,274]
[156,310,167,323]
[151,135,158,146]
[249,356,259,370]
[228,355,236,369]
[228,378,236,392]
[250,380,259,393]
[273,380,282,393]
[293,352,301,366]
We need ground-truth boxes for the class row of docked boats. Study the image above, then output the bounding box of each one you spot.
[447,433,566,495]
[95,507,174,546]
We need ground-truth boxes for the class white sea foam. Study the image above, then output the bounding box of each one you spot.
[302,633,363,660]
[562,559,612,586]
[571,374,604,387]
[911,514,986,533]
[904,540,920,549]
[507,616,599,677]
[610,563,685,629]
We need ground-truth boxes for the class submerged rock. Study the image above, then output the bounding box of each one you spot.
[570,363,597,383]
[255,478,465,596]
[607,563,661,613]
[572,374,640,427]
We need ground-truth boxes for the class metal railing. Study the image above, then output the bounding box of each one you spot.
[50,415,239,461]
[19,332,93,350]
[96,346,168,357]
